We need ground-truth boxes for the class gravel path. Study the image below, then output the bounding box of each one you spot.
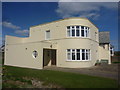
[44,64,119,80]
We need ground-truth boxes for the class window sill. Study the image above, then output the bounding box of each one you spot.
[66,60,90,62]
[66,37,90,39]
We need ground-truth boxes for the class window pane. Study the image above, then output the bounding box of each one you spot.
[72,53,75,60]
[76,26,79,29]
[32,50,38,58]
[72,29,75,36]
[82,49,85,60]
[82,49,85,52]
[67,53,71,60]
[76,30,80,36]
[67,30,70,37]
[81,26,84,29]
[67,26,70,29]
[86,50,88,53]
[86,30,88,37]
[87,30,89,37]
[77,49,80,52]
[67,49,70,52]
[82,53,85,60]
[46,30,50,39]
[72,26,74,28]
[77,53,80,60]
[72,49,75,52]
[88,50,90,60]
[86,53,88,60]
[81,30,84,37]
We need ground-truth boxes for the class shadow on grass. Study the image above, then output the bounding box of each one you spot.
[2,65,119,88]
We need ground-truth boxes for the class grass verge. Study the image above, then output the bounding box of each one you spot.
[3,65,119,88]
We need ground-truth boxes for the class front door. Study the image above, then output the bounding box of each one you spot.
[51,50,56,65]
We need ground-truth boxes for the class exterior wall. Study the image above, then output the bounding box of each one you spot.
[98,46,111,64]
[6,35,24,44]
[5,17,111,69]
[28,18,99,68]
[28,18,98,43]
[5,42,42,69]
[5,36,52,69]
[54,38,99,68]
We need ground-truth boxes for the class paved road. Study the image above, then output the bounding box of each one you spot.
[44,64,119,80]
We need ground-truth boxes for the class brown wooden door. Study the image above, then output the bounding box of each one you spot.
[51,50,56,65]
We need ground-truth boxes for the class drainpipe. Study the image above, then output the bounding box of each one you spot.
[50,44,52,65]
[108,44,111,64]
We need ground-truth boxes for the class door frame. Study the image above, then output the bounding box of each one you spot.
[43,48,57,68]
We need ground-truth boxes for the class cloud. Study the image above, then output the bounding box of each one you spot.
[2,21,29,36]
[0,37,2,47]
[79,13,100,20]
[15,29,29,36]
[2,21,20,30]
[56,1,117,19]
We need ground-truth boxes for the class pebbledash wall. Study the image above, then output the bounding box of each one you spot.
[4,17,111,69]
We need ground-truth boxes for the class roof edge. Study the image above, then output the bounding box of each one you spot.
[30,17,99,29]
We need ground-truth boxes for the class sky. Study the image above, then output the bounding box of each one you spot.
[1,1,119,51]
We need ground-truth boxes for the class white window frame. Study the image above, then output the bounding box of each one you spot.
[66,49,91,61]
[32,50,38,59]
[79,26,81,37]
[66,25,90,38]
[45,30,50,40]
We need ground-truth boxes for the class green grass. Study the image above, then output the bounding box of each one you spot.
[0,53,2,64]
[112,62,120,63]
[3,65,118,88]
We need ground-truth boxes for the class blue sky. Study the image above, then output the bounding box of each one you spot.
[2,2,118,51]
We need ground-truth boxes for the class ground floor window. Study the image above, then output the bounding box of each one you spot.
[67,49,90,61]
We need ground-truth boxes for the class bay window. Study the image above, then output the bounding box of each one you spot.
[67,26,90,37]
[66,49,90,61]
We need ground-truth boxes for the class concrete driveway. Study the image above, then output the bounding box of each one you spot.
[44,64,118,80]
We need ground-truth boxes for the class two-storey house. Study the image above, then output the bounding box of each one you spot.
[4,17,112,69]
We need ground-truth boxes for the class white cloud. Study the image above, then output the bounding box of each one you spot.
[58,0,119,2]
[2,21,20,30]
[79,13,100,20]
[0,38,2,47]
[56,1,117,19]
[2,21,29,36]
[15,29,29,36]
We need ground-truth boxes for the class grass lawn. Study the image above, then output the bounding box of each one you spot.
[112,62,120,63]
[3,65,119,88]
[0,52,2,64]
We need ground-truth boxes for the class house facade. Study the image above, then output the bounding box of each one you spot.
[4,17,112,69]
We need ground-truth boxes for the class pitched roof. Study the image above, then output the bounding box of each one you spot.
[99,31,110,44]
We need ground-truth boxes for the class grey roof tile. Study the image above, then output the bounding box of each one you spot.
[99,31,110,43]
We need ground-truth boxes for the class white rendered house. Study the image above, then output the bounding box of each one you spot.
[4,17,112,69]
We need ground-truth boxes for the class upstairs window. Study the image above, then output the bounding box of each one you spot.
[67,26,71,37]
[67,26,90,37]
[45,30,50,40]
[72,29,75,36]
[76,26,80,36]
